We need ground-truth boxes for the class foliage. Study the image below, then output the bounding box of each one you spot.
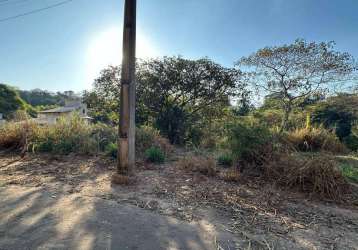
[136,125,173,157]
[30,116,98,155]
[337,155,358,183]
[0,84,27,118]
[237,39,356,131]
[285,127,347,153]
[344,134,358,152]
[227,120,273,165]
[84,57,244,144]
[19,89,79,107]
[312,93,358,140]
[0,115,171,158]
[145,147,165,164]
[154,102,188,144]
[105,143,118,159]
[0,121,31,149]
[91,123,117,151]
[217,154,233,168]
[83,66,121,124]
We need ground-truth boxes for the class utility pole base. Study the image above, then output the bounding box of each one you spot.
[111,173,131,185]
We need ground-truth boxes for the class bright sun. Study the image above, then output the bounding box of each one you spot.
[85,27,159,88]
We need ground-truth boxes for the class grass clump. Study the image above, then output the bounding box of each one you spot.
[267,154,350,201]
[336,155,358,183]
[0,121,33,150]
[136,125,173,157]
[145,147,165,164]
[217,154,233,168]
[226,120,280,169]
[341,164,358,183]
[105,143,118,159]
[0,117,173,160]
[221,168,241,182]
[177,155,217,176]
[344,134,358,152]
[285,127,347,153]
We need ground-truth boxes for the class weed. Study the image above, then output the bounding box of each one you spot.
[217,154,233,168]
[145,147,165,164]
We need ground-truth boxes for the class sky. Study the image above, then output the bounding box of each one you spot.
[0,0,357,92]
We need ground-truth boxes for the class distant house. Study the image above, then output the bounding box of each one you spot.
[37,101,92,125]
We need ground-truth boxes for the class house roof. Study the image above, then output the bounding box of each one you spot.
[39,102,83,114]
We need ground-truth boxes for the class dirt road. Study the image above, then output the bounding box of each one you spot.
[0,185,235,250]
[1,153,358,250]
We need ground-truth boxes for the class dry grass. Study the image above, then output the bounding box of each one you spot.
[220,168,241,182]
[0,121,35,150]
[177,155,217,176]
[285,127,347,153]
[136,125,173,157]
[266,154,351,201]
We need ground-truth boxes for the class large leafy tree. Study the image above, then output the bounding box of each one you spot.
[83,66,121,124]
[84,57,243,143]
[237,39,356,131]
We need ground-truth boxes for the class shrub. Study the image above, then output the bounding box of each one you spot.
[91,123,117,151]
[32,116,98,155]
[177,155,217,176]
[285,127,347,153]
[340,163,358,183]
[344,134,358,152]
[266,154,350,200]
[0,121,34,150]
[105,143,118,159]
[227,121,274,166]
[145,147,165,164]
[136,125,173,157]
[0,118,172,159]
[217,154,233,168]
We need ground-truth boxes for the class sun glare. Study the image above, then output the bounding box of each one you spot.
[85,27,159,88]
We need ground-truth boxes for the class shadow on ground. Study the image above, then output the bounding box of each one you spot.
[0,185,236,250]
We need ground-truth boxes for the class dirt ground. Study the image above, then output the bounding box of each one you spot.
[0,152,357,250]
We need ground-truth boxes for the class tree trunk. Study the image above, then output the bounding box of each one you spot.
[280,102,292,133]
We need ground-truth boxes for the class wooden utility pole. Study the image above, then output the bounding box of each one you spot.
[118,0,136,176]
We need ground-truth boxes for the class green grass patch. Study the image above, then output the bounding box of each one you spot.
[336,155,358,183]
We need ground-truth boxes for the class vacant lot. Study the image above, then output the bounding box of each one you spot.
[0,152,357,250]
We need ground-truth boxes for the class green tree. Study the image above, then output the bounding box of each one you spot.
[84,57,243,144]
[0,84,27,118]
[312,93,358,139]
[237,39,356,131]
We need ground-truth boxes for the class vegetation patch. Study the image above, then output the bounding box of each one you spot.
[336,155,358,183]
[217,154,233,168]
[145,147,165,164]
[177,155,217,177]
[105,143,118,159]
[285,127,347,153]
[266,154,351,201]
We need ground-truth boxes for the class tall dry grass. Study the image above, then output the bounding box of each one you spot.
[285,127,347,153]
[0,116,172,157]
[266,154,351,201]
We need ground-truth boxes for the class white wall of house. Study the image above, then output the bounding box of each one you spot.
[38,112,73,125]
[36,102,89,125]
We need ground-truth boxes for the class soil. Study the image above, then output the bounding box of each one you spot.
[0,151,357,250]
